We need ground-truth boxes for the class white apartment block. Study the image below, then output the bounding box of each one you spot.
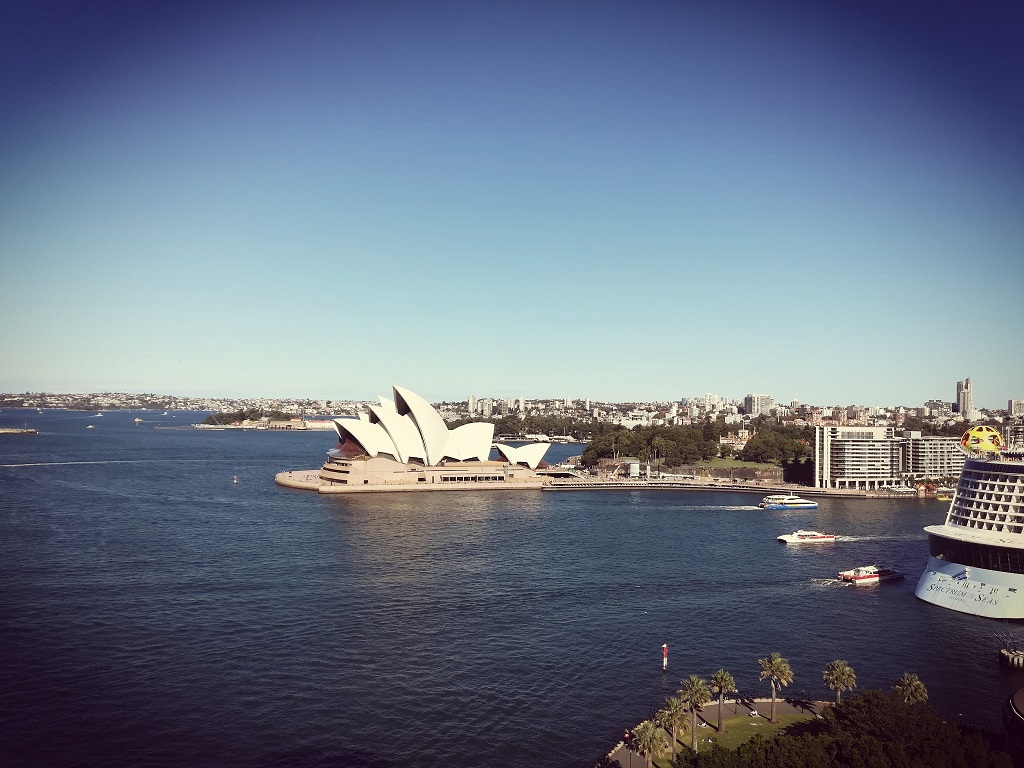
[902,432,966,480]
[814,426,965,489]
[1009,400,1024,417]
[815,426,900,490]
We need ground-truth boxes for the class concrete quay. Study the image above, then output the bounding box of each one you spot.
[274,469,544,493]
[276,469,925,499]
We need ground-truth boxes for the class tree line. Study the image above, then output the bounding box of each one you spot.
[579,418,813,468]
[201,408,294,425]
[620,654,1008,768]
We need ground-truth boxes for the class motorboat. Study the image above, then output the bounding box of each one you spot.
[839,565,904,584]
[759,494,818,510]
[777,530,835,544]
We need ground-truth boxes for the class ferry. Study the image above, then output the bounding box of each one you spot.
[777,530,835,544]
[758,494,818,510]
[839,565,904,584]
[915,426,1024,619]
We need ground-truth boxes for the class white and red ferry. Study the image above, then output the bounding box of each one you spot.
[839,565,904,584]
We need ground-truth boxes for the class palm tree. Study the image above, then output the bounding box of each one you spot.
[710,669,737,733]
[822,659,857,705]
[656,696,688,763]
[757,652,793,723]
[677,674,712,751]
[652,436,666,470]
[892,672,928,704]
[630,719,664,768]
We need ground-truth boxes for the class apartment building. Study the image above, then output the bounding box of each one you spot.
[814,426,965,489]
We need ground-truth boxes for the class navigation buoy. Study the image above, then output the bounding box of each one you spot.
[662,643,668,672]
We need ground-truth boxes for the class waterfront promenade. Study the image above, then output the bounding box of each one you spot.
[276,467,911,498]
[604,697,825,766]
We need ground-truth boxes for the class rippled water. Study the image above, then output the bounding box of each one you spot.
[1,409,1020,767]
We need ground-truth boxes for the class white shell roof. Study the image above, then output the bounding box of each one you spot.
[333,386,510,467]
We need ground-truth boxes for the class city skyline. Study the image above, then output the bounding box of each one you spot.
[2,375,1017,413]
[2,1,1022,406]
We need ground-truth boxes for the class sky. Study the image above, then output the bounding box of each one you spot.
[1,0,1022,408]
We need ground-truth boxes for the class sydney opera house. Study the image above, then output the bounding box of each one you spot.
[275,386,551,493]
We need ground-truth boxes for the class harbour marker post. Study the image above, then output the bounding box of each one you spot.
[662,643,668,672]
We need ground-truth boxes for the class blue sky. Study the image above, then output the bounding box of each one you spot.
[1,0,1021,408]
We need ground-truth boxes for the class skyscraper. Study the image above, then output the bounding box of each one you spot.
[956,378,973,416]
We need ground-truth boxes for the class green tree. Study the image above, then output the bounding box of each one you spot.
[823,659,857,705]
[656,696,688,763]
[709,669,737,733]
[757,652,793,723]
[678,675,712,751]
[892,672,928,704]
[630,719,664,768]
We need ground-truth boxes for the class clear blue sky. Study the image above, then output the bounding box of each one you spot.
[2,0,1021,408]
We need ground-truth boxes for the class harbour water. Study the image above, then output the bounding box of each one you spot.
[1,409,1020,767]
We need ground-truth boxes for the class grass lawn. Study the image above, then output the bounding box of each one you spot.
[652,713,824,766]
[697,458,779,469]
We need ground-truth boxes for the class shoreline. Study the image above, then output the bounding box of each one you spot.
[276,468,934,499]
[605,697,826,766]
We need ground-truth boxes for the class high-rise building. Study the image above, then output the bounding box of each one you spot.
[956,377,973,415]
[743,394,774,417]
[1009,400,1024,417]
[468,394,478,415]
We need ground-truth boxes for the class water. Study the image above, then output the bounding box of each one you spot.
[1,409,1019,767]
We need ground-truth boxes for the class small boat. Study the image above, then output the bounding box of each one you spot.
[86,425,95,429]
[777,530,835,544]
[936,495,951,502]
[759,494,818,510]
[134,418,143,424]
[839,565,904,584]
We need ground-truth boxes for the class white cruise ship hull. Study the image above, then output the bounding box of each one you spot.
[915,555,1024,619]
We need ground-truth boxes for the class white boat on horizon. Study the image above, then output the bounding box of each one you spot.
[758,494,818,510]
[839,565,904,584]
[778,530,835,544]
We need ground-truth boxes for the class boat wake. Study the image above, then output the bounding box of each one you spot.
[808,578,848,589]
[837,534,925,542]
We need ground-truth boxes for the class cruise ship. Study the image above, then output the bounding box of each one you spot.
[915,426,1024,619]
